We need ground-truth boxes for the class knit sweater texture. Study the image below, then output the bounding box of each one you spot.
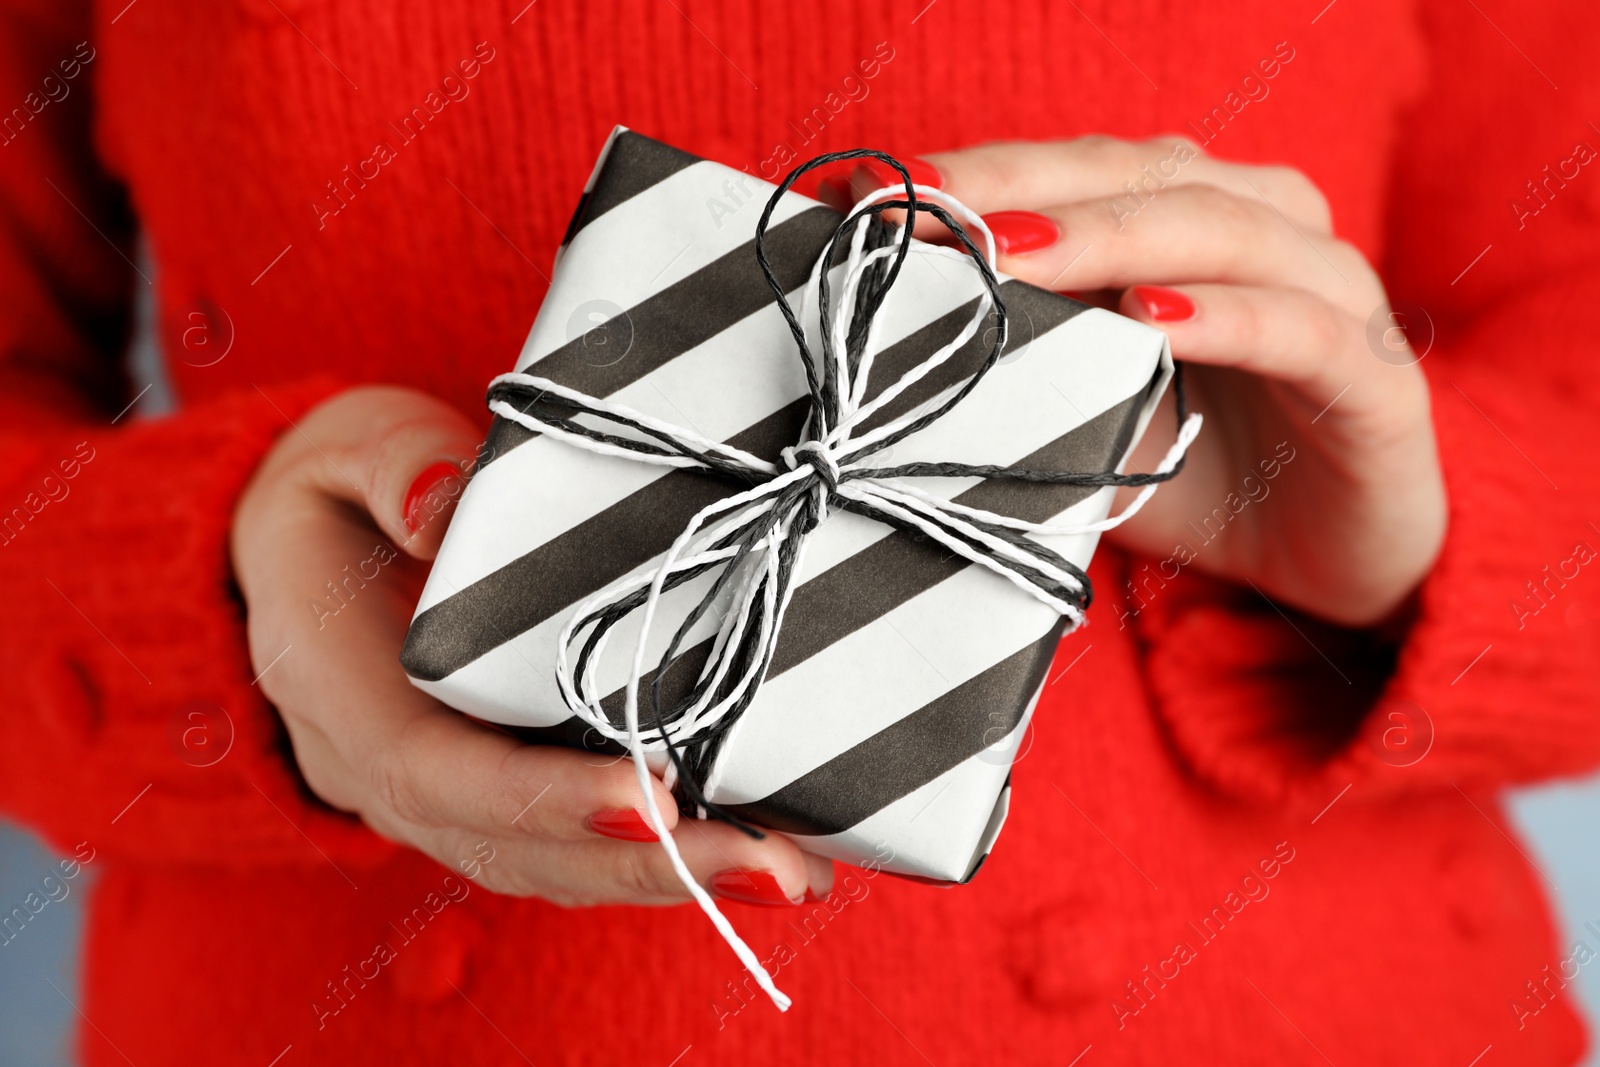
[2,0,1599,1063]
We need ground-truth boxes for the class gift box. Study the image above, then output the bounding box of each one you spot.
[402,127,1185,886]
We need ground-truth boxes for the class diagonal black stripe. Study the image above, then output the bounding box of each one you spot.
[719,632,1063,837]
[566,131,701,241]
[402,281,1090,681]
[475,204,843,472]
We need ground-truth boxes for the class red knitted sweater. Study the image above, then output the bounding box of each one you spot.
[3,0,1599,1063]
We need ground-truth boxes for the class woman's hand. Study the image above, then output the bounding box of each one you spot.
[231,385,833,907]
[838,137,1447,627]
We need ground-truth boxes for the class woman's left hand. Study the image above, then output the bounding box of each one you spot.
[837,137,1447,628]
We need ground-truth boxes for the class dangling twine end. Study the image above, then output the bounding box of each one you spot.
[683,871,792,1012]
[640,789,794,1011]
[627,694,792,1012]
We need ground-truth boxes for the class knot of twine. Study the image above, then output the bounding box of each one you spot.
[779,440,841,525]
[484,149,1202,1011]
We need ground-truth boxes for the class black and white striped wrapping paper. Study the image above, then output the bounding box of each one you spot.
[402,127,1175,883]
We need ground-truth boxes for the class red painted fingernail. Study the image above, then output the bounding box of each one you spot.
[587,809,658,842]
[403,461,463,532]
[859,156,943,191]
[709,869,804,907]
[983,211,1061,255]
[1130,285,1196,323]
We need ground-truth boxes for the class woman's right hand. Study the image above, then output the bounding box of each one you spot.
[230,385,833,907]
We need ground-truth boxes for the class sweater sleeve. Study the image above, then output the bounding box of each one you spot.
[1129,0,1600,805]
[0,3,391,869]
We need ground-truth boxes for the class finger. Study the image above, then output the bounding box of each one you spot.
[927,137,1332,232]
[673,817,817,905]
[985,184,1376,312]
[1117,282,1418,412]
[364,703,685,844]
[294,385,483,560]
[416,815,818,908]
[845,137,1333,237]
[803,853,837,899]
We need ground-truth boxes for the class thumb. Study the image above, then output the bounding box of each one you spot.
[298,385,484,561]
